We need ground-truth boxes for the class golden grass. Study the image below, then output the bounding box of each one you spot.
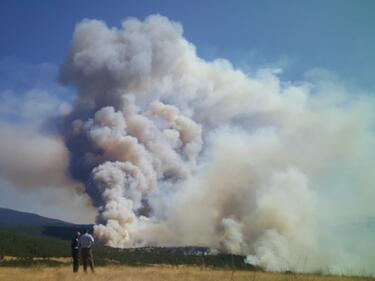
[0,266,373,281]
[2,256,71,263]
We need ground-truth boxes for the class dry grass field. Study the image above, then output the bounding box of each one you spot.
[0,266,373,281]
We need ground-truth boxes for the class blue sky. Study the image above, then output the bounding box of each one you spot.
[0,0,374,221]
[0,0,374,89]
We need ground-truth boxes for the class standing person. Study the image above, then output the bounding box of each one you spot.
[71,232,80,273]
[79,229,95,273]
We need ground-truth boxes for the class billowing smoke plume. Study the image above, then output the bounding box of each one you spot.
[60,15,375,274]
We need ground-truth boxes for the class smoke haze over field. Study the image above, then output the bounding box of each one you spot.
[5,14,373,274]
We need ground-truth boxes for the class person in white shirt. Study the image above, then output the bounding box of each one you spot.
[79,230,95,273]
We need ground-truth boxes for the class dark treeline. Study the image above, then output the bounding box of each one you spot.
[0,231,70,257]
[0,231,256,270]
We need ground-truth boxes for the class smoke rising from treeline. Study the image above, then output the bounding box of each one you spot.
[59,15,375,274]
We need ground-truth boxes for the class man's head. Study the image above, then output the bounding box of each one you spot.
[75,231,81,238]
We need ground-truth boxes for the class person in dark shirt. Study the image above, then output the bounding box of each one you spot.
[71,232,80,273]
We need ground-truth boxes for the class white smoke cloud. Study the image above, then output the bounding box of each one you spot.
[60,15,375,274]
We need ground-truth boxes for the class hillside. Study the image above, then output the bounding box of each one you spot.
[0,207,92,240]
[0,208,71,227]
[0,230,70,258]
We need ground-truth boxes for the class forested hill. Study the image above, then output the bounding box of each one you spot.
[0,208,71,227]
[0,207,92,240]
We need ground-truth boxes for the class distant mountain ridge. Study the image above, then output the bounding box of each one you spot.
[0,207,92,240]
[0,207,73,227]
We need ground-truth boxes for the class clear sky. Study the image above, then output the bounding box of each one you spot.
[0,0,374,222]
[0,0,374,88]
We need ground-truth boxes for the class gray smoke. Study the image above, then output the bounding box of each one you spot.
[60,15,375,275]
[0,80,96,223]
